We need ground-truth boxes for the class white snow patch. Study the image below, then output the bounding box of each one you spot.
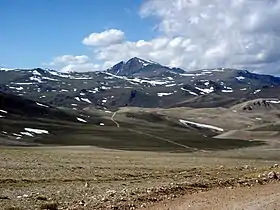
[105,72,169,86]
[77,117,87,123]
[71,104,78,106]
[253,89,261,94]
[201,71,212,74]
[180,73,197,76]
[148,59,158,64]
[165,83,176,87]
[29,76,42,83]
[157,92,173,97]
[236,76,245,80]
[179,119,224,132]
[88,90,97,93]
[49,70,92,80]
[60,89,68,92]
[24,128,49,134]
[9,86,24,91]
[138,59,150,67]
[20,132,34,137]
[100,86,111,90]
[0,115,5,118]
[74,97,81,102]
[240,88,247,91]
[266,100,280,104]
[195,87,214,94]
[0,67,13,71]
[12,82,35,85]
[223,86,232,90]
[70,76,93,80]
[36,102,49,108]
[104,76,114,79]
[0,109,7,114]
[81,98,92,104]
[99,123,105,126]
[80,92,86,96]
[32,70,42,76]
[181,88,198,96]
[48,70,69,78]
[221,89,233,93]
[212,69,224,72]
[42,76,59,81]
[88,87,99,93]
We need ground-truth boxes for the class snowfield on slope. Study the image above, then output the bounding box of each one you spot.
[179,119,224,132]
[0,109,8,114]
[77,117,87,123]
[36,102,49,108]
[24,128,49,134]
[266,100,280,104]
[157,92,173,97]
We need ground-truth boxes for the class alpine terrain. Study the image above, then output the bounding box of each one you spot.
[2,58,280,210]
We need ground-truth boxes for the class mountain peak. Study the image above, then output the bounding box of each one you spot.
[0,66,13,71]
[126,57,153,66]
[107,57,159,76]
[127,57,142,61]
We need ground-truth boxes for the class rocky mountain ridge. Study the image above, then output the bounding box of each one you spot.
[1,57,280,110]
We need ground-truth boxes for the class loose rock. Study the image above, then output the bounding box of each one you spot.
[268,171,278,179]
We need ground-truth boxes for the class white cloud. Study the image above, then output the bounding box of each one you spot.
[137,0,280,73]
[47,55,100,72]
[59,63,100,73]
[82,29,125,47]
[49,55,90,66]
[94,37,192,69]
[47,0,280,74]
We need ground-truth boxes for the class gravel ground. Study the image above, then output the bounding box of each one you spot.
[148,182,280,210]
[1,146,280,210]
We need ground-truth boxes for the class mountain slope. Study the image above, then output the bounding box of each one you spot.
[0,92,113,145]
[1,58,280,110]
[108,57,185,77]
[0,92,264,151]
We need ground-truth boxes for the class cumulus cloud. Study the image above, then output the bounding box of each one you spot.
[59,63,100,73]
[48,0,280,74]
[137,0,280,73]
[48,55,100,72]
[49,55,90,66]
[82,29,125,47]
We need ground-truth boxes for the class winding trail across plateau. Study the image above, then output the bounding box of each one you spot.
[147,182,280,210]
[110,112,120,128]
[110,112,198,151]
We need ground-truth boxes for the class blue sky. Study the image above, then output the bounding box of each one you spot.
[0,0,156,68]
[1,0,280,74]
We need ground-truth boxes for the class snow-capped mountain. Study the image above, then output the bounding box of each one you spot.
[108,57,184,77]
[1,58,280,110]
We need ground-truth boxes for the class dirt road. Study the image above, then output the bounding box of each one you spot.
[148,182,280,210]
[111,112,197,151]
